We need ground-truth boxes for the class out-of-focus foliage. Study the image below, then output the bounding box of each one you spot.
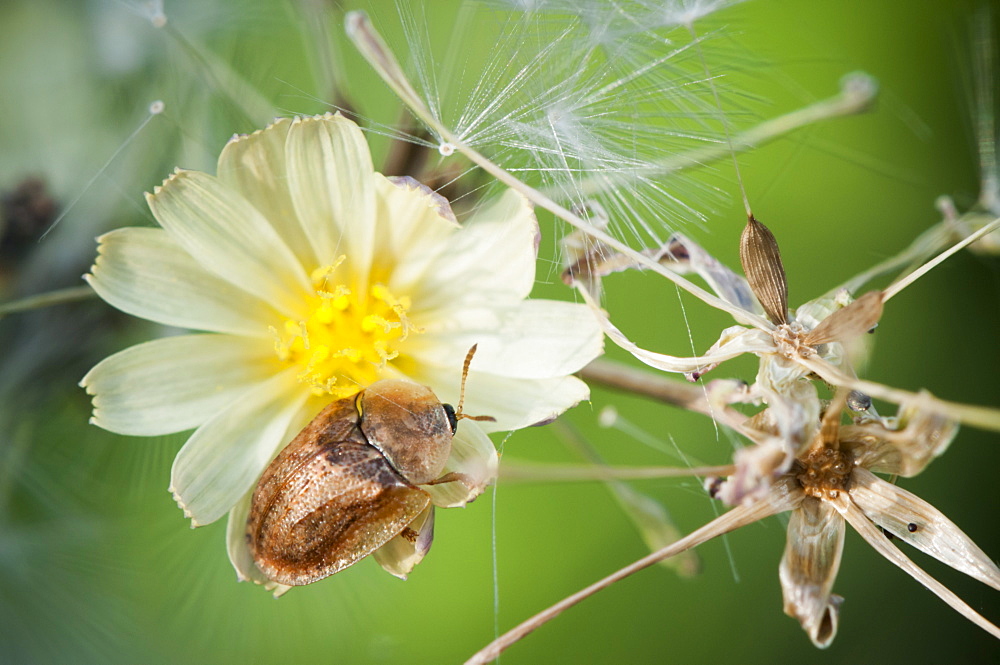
[0,1,996,663]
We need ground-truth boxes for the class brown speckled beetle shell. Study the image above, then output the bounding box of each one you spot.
[247,379,457,586]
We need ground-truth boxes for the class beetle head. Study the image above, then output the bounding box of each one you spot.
[359,380,453,485]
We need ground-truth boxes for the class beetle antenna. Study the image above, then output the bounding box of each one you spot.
[456,344,495,422]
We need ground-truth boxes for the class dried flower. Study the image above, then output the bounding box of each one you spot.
[562,221,1000,503]
[750,393,998,647]
[80,113,603,587]
[467,394,999,662]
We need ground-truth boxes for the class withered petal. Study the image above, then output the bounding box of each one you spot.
[578,284,774,376]
[802,290,884,347]
[657,234,759,313]
[833,492,1000,639]
[780,497,846,648]
[373,504,435,580]
[841,396,958,477]
[849,468,1000,590]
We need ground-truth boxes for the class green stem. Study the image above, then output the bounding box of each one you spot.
[0,285,95,317]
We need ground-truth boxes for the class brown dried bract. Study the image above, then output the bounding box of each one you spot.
[802,290,884,346]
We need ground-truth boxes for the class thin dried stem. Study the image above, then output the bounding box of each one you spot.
[499,461,735,483]
[800,355,1000,432]
[463,495,794,664]
[882,216,1000,302]
[345,11,772,331]
[832,221,952,297]
[578,358,754,437]
[579,359,730,410]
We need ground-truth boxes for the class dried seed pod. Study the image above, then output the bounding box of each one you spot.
[247,379,457,586]
[740,214,789,325]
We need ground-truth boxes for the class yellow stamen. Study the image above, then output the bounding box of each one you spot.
[271,261,421,398]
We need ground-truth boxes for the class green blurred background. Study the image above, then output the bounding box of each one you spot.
[1,0,997,663]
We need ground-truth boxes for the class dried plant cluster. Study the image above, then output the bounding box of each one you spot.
[554,210,1000,650]
[344,5,1000,660]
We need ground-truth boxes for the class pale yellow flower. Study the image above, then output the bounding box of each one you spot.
[81,113,603,586]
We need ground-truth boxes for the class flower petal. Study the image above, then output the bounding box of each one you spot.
[285,113,376,279]
[779,497,845,648]
[414,366,592,432]
[410,300,603,380]
[374,174,459,290]
[225,490,291,597]
[87,227,280,336]
[81,334,277,436]
[147,169,310,318]
[170,367,308,527]
[849,468,1000,590]
[409,189,539,313]
[373,504,435,580]
[423,421,498,507]
[217,118,315,269]
[473,373,592,432]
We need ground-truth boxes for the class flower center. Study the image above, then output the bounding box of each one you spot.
[271,258,421,398]
[796,447,852,499]
[771,322,815,359]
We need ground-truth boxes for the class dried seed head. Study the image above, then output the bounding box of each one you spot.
[796,448,852,499]
[740,214,788,325]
